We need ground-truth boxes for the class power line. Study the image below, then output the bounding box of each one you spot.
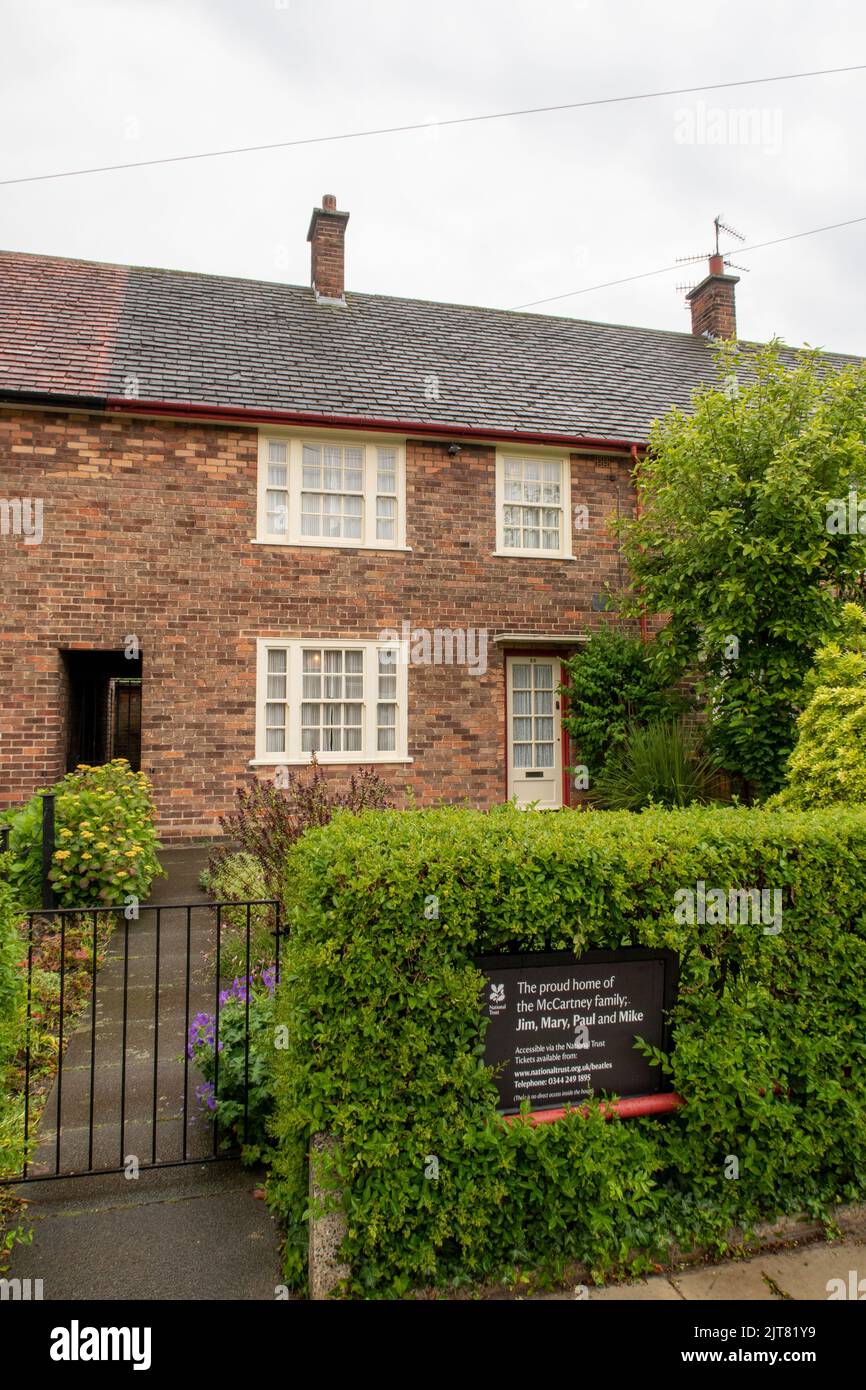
[509,215,866,311]
[1,63,864,188]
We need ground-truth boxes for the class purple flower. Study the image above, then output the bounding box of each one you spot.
[196,1082,216,1112]
[188,966,276,1057]
[187,1010,218,1057]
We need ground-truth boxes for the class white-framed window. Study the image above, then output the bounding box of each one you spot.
[256,432,406,550]
[253,638,410,764]
[494,451,572,558]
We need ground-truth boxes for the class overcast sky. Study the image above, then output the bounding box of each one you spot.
[1,0,864,353]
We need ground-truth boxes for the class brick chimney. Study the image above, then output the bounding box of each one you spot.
[686,253,739,339]
[307,194,349,304]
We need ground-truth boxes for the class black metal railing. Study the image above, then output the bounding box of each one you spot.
[1,898,283,1184]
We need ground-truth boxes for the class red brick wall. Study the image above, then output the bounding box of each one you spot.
[688,276,737,340]
[0,406,637,838]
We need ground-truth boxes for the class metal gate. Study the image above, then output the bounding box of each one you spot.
[1,898,282,1184]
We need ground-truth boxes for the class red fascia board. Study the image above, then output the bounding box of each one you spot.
[104,395,645,453]
[506,1092,684,1127]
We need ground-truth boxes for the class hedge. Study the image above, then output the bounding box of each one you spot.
[1,760,163,908]
[269,803,866,1297]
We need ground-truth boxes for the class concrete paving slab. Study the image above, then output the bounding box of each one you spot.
[27,1112,215,1175]
[41,1056,203,1111]
[587,1277,682,1300]
[10,1167,280,1300]
[760,1240,866,1300]
[14,1157,248,1211]
[671,1260,781,1301]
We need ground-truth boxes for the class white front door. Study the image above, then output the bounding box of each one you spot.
[506,655,563,809]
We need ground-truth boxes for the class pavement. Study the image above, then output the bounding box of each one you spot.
[8,844,284,1300]
[541,1225,866,1301]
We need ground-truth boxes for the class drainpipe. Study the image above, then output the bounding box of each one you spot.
[631,443,649,645]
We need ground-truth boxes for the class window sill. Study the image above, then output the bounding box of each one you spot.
[491,550,577,561]
[249,756,414,767]
[250,538,412,553]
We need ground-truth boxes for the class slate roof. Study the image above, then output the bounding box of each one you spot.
[0,249,859,444]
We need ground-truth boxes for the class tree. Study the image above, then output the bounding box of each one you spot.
[770,603,866,809]
[560,627,682,776]
[618,342,866,795]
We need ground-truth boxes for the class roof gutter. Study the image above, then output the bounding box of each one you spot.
[1,387,647,454]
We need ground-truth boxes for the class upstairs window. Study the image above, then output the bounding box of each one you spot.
[495,452,572,559]
[257,433,406,550]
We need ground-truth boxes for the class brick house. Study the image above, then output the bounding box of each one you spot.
[0,197,811,836]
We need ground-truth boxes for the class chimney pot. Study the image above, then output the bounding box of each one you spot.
[306,194,350,304]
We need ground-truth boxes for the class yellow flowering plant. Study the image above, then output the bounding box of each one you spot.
[1,760,164,909]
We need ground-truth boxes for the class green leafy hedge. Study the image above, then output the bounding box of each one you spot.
[771,603,866,809]
[1,760,163,909]
[269,803,866,1296]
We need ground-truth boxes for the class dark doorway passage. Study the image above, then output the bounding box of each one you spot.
[112,679,142,766]
[63,649,143,772]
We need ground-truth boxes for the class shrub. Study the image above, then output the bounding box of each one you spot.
[189,967,276,1163]
[589,719,721,810]
[202,851,275,975]
[269,803,866,1296]
[0,856,25,1188]
[214,757,393,895]
[0,857,24,1079]
[1,760,163,909]
[560,629,683,776]
[0,797,42,908]
[204,849,267,908]
[770,603,866,809]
